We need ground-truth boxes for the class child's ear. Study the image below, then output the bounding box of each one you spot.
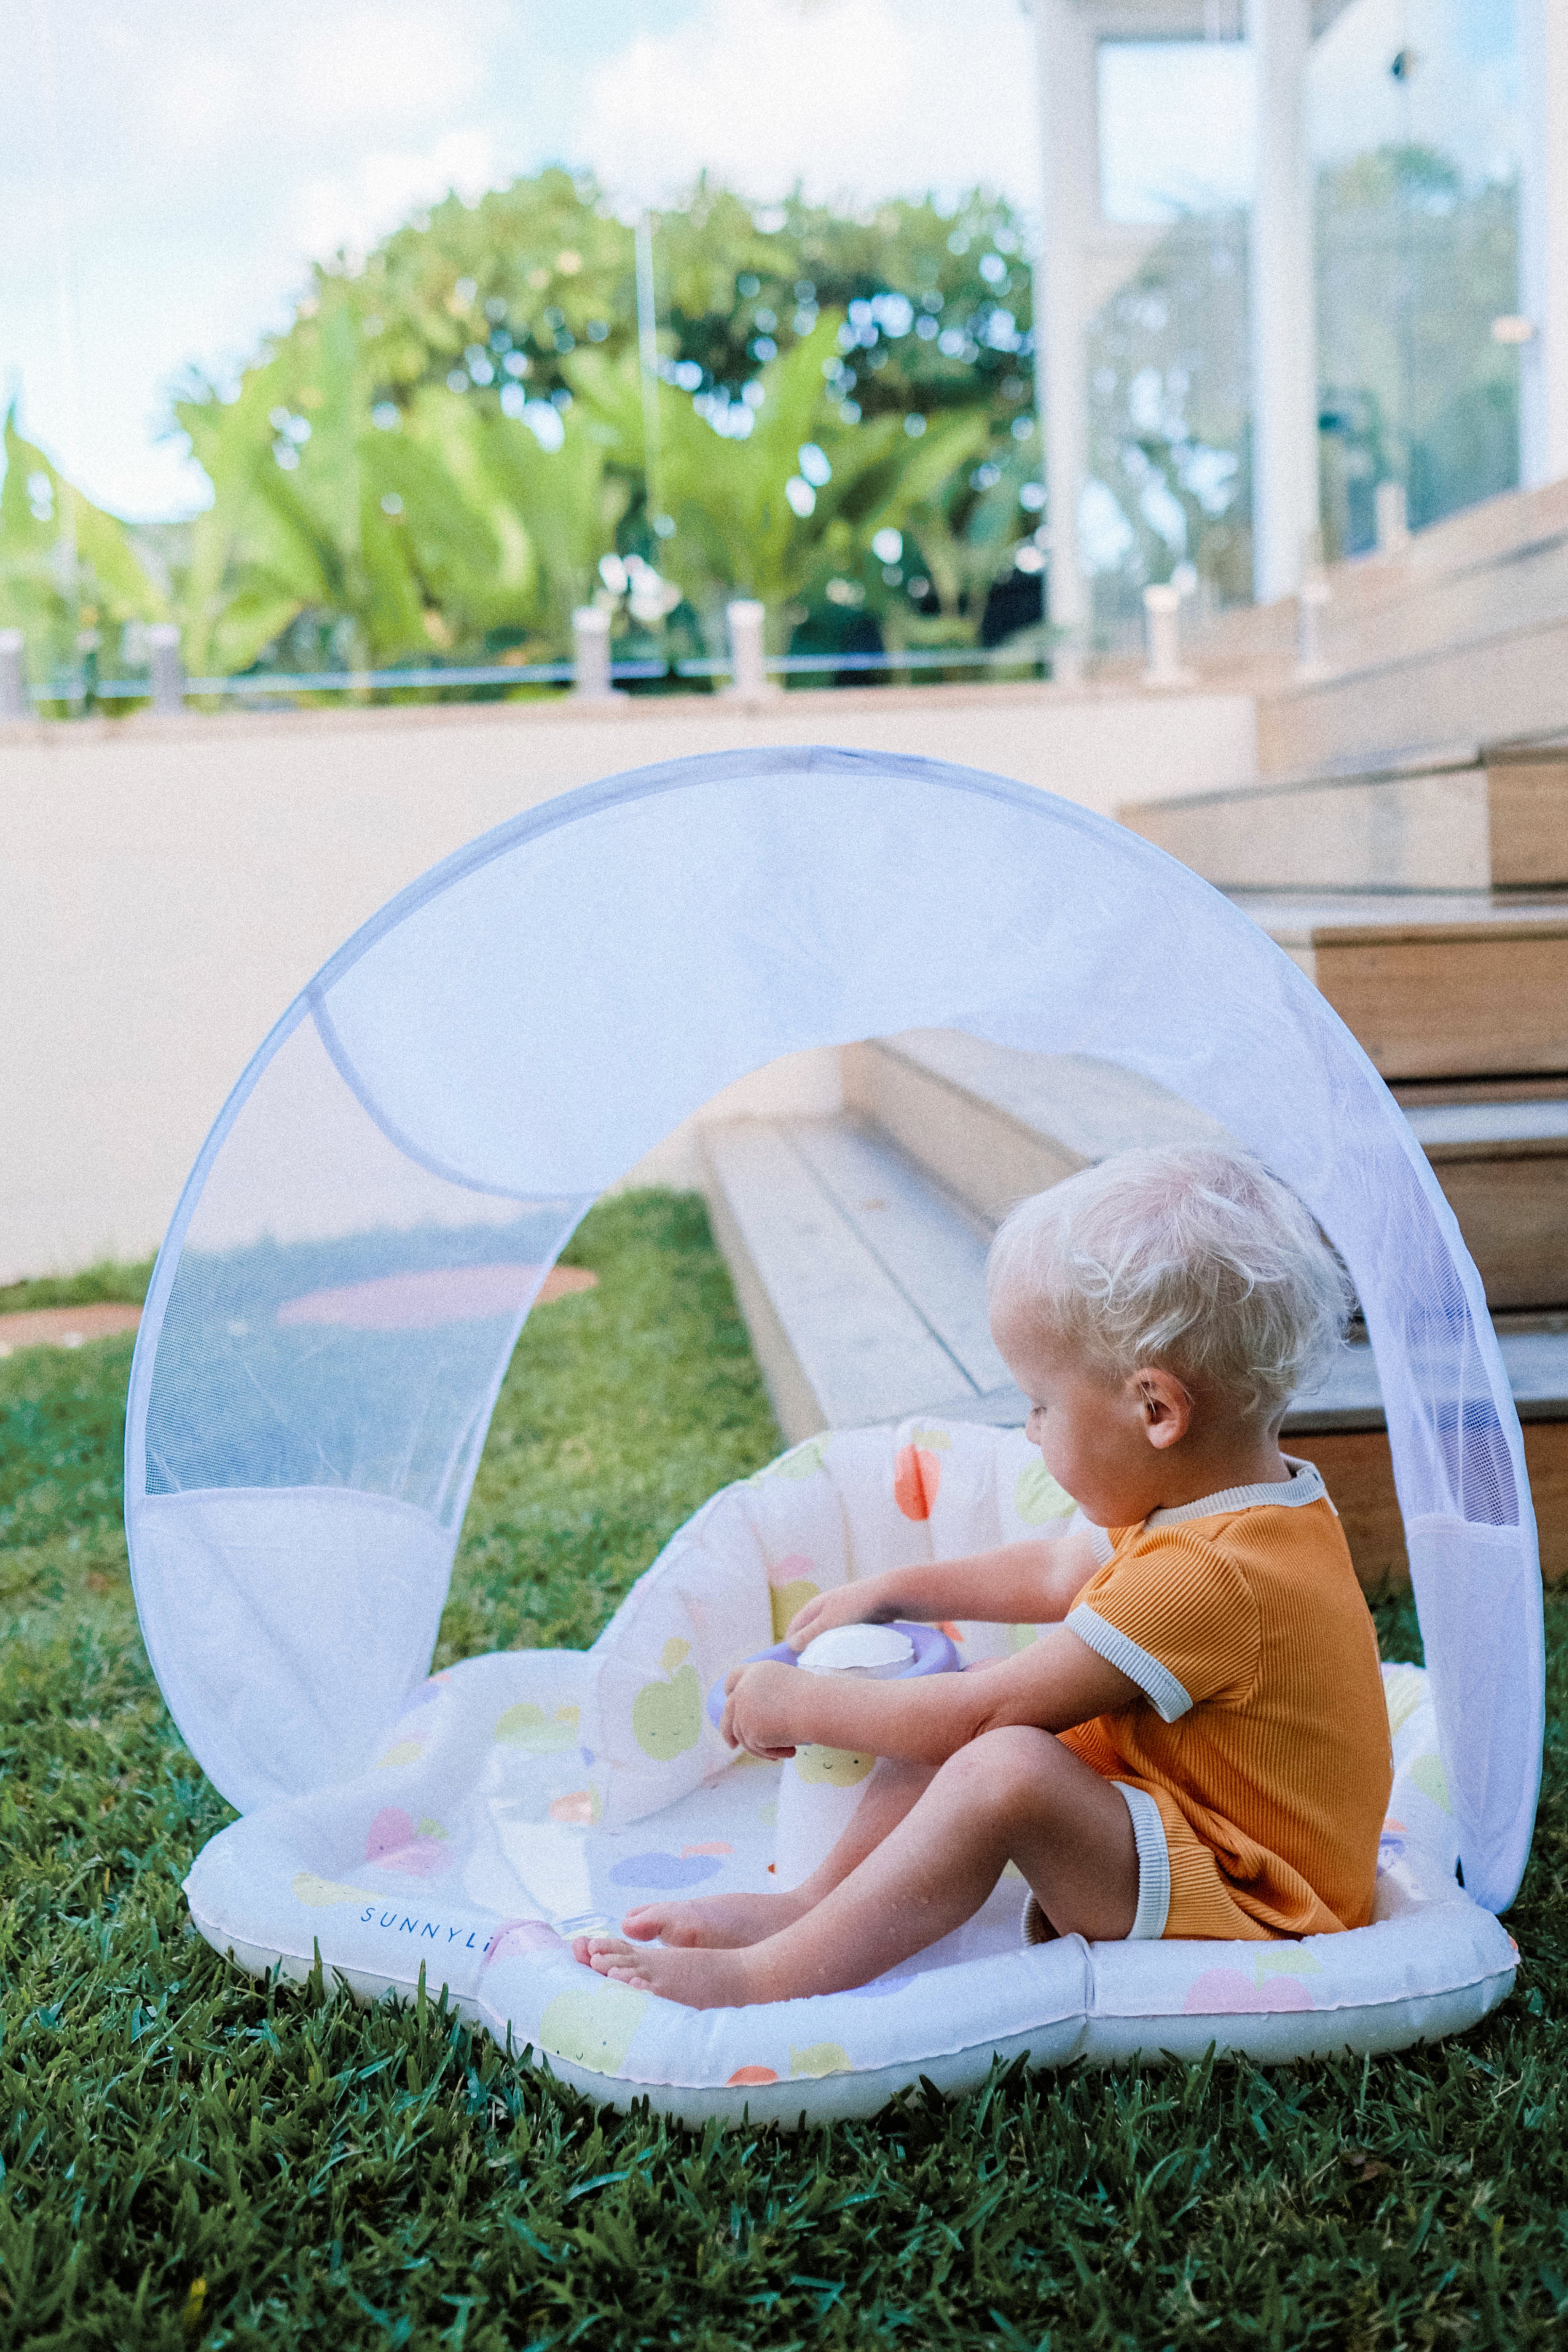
[1132,1368,1192,1451]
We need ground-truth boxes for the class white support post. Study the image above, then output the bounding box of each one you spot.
[1373,480,1409,554]
[0,629,28,721]
[1247,0,1319,603]
[1031,0,1099,655]
[1295,574,1330,678]
[1518,0,1568,489]
[571,606,624,700]
[724,599,776,700]
[1141,584,1193,688]
[147,623,185,717]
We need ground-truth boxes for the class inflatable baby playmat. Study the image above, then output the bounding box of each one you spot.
[127,748,1542,2126]
[183,1417,1519,2124]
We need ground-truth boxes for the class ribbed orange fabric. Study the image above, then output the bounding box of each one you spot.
[1059,1493,1393,1939]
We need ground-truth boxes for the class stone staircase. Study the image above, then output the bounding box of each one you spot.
[698,735,1568,1586]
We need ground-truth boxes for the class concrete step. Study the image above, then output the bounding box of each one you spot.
[1240,892,1568,1083]
[1120,748,1568,895]
[700,1095,1568,1588]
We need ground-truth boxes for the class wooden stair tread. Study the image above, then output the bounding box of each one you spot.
[702,1103,1568,1441]
[1124,746,1482,817]
[1234,891,1568,946]
[918,1331,1568,1437]
[874,1030,1225,1169]
[1125,734,1566,819]
[1401,1099,1568,1157]
[701,1116,1008,1434]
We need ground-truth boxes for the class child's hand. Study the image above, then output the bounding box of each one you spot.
[719,1660,801,1759]
[783,1584,898,1652]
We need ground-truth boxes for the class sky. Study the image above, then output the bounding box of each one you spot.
[0,0,1519,521]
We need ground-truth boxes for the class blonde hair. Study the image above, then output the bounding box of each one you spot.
[986,1146,1352,1423]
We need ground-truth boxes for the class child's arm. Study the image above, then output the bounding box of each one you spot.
[722,1621,1140,1767]
[784,1524,1101,1650]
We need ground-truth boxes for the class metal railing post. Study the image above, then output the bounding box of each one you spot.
[0,629,28,720]
[723,598,776,699]
[147,624,187,716]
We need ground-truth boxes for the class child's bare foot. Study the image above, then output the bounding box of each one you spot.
[620,1888,810,1948]
[572,1933,755,2009]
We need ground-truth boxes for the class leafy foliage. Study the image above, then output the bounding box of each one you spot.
[0,410,166,697]
[4,1194,1568,2346]
[1,172,1047,691]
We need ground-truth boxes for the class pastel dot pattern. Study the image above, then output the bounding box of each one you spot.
[631,1662,703,1762]
[364,1806,450,1879]
[493,1702,581,1753]
[607,1852,722,1889]
[893,1444,941,1522]
[1015,1460,1075,1526]
[539,1984,648,2075]
[793,1744,876,1788]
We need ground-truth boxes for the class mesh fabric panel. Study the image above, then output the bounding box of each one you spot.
[123,748,1543,1902]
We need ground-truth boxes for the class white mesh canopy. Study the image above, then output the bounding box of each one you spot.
[125,747,1544,1911]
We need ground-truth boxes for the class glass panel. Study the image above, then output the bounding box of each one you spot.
[1310,0,1522,551]
[1089,30,1253,646]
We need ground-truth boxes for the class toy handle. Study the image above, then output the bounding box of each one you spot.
[705,1619,959,1731]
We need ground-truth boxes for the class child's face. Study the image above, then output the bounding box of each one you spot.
[990,1287,1173,1528]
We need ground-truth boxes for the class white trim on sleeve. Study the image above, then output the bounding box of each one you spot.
[1065,1602,1194,1723]
[1114,1781,1171,1939]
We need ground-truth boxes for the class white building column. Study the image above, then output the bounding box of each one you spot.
[1518,0,1568,489]
[1031,0,1100,638]
[1247,0,1318,602]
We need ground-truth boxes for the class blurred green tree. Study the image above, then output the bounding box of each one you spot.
[0,409,164,695]
[3,170,1047,683]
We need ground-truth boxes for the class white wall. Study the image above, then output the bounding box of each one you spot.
[0,678,1254,1279]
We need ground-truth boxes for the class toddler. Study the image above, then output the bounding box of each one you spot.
[576,1146,1393,2007]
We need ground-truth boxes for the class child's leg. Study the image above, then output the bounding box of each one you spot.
[576,1729,1137,2008]
[619,1759,937,1949]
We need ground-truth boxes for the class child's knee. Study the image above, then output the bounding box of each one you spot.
[939,1725,1057,1814]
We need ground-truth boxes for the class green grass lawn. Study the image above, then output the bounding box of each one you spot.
[2,1189,1566,2350]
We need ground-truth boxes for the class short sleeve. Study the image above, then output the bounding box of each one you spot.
[1065,1527,1260,1721]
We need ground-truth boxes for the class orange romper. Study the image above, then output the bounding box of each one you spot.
[1058,1457,1393,1940]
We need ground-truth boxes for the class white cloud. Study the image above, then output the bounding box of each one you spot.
[285,8,489,132]
[153,3,493,157]
[291,127,500,259]
[576,0,1041,215]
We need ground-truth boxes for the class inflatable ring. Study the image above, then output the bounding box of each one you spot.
[185,1418,1517,2126]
